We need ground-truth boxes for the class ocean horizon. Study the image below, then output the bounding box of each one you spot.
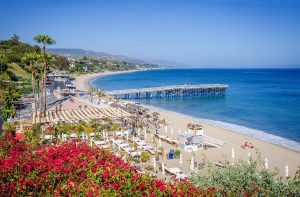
[91,68,300,151]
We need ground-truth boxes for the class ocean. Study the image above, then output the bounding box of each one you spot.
[91,69,300,151]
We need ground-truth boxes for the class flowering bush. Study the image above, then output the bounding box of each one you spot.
[0,138,206,196]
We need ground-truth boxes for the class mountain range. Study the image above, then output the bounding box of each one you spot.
[47,48,176,67]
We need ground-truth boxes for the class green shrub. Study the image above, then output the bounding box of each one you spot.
[190,154,300,196]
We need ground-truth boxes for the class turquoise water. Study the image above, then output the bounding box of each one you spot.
[91,69,300,150]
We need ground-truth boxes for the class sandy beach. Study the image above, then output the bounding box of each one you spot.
[74,70,300,177]
[149,108,300,177]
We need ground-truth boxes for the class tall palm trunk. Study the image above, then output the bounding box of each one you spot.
[42,44,47,118]
[43,63,47,117]
[39,78,43,123]
[31,67,36,124]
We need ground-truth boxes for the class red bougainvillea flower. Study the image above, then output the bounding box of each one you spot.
[0,138,205,196]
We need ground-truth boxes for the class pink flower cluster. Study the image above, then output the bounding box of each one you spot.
[0,137,208,196]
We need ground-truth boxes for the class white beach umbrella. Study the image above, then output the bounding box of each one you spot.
[171,128,173,135]
[248,152,251,164]
[190,157,194,171]
[159,139,162,147]
[165,126,168,133]
[231,148,235,164]
[180,153,183,166]
[162,162,165,175]
[144,129,147,140]
[153,157,156,169]
[265,158,268,169]
[285,165,289,177]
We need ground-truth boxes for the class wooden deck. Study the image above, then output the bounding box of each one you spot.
[105,84,229,99]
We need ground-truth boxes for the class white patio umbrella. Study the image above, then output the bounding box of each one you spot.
[265,158,268,169]
[285,165,289,177]
[153,157,156,169]
[171,128,173,135]
[231,148,235,164]
[180,153,183,166]
[165,126,168,133]
[248,152,251,164]
[190,157,194,171]
[159,139,162,147]
[162,162,165,175]
[144,129,147,140]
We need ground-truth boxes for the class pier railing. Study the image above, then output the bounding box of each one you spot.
[105,84,229,99]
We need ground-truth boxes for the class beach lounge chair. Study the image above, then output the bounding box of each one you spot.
[70,133,77,138]
[93,140,107,146]
[119,143,129,148]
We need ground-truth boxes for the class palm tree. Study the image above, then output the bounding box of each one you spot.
[22,52,40,124]
[0,84,21,122]
[36,53,54,123]
[34,35,56,118]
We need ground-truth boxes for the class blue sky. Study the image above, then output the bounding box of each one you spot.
[0,0,300,68]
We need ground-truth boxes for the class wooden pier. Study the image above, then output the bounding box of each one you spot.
[105,84,229,99]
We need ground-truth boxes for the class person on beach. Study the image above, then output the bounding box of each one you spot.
[242,142,254,149]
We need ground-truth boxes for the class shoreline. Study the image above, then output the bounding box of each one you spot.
[73,70,300,176]
[73,70,142,91]
[138,103,300,176]
[137,103,300,153]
